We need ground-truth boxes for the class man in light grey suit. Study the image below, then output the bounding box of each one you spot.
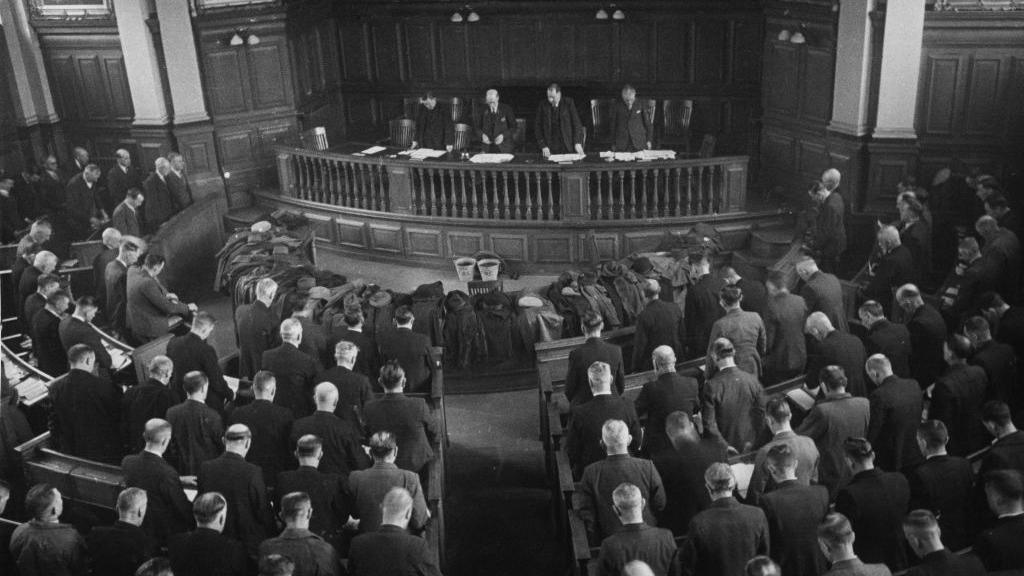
[127,253,194,343]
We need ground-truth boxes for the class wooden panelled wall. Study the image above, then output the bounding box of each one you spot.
[288,1,763,156]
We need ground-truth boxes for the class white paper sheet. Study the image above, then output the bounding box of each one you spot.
[547,153,586,163]
[469,153,515,164]
[358,146,386,155]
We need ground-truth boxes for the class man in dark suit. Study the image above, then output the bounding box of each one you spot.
[897,284,948,390]
[168,492,249,576]
[121,419,194,544]
[977,215,1022,300]
[59,295,114,374]
[167,311,233,414]
[758,444,829,576]
[228,371,295,488]
[679,463,769,576]
[632,279,686,371]
[858,301,911,378]
[723,266,769,320]
[865,354,924,472]
[30,290,70,376]
[651,411,728,535]
[475,88,517,153]
[143,157,179,233]
[111,188,144,237]
[904,420,976,553]
[796,257,849,333]
[105,239,139,337]
[65,163,107,240]
[805,312,867,396]
[235,277,280,379]
[85,487,158,576]
[411,92,453,152]
[534,83,585,157]
[807,169,847,274]
[797,366,870,497]
[106,149,142,216]
[127,253,194,343]
[979,401,1024,477]
[61,146,89,184]
[596,483,678,576]
[318,340,375,425]
[834,438,911,571]
[197,424,275,557]
[122,355,177,453]
[0,174,23,244]
[277,434,352,540]
[816,513,893,576]
[964,316,1020,410]
[610,85,653,152]
[166,371,224,475]
[902,510,986,576]
[349,431,429,535]
[567,361,642,476]
[291,382,371,476]
[566,311,626,405]
[979,291,1024,362]
[263,318,321,417]
[574,420,666,543]
[377,306,434,394]
[363,362,439,474]
[685,251,726,356]
[764,270,809,382]
[863,226,918,312]
[348,487,443,576]
[257,492,341,576]
[746,398,820,504]
[48,344,122,464]
[930,335,989,456]
[635,346,699,455]
[167,152,193,209]
[22,269,58,330]
[975,470,1024,573]
[937,237,999,329]
[91,228,121,317]
[18,250,58,314]
[701,338,767,453]
[327,309,378,378]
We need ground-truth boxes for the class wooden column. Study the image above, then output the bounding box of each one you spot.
[559,169,591,222]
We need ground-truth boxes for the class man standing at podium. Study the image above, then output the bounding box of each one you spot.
[411,92,453,152]
[476,89,516,154]
[612,85,653,153]
[535,83,585,158]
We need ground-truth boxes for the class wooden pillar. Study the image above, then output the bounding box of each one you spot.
[559,169,591,222]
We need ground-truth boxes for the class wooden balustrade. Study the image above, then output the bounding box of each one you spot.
[275,144,747,222]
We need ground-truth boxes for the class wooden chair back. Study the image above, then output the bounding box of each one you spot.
[589,99,615,142]
[390,118,416,149]
[300,126,329,151]
[449,97,467,123]
[452,123,473,152]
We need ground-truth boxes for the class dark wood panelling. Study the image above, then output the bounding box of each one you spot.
[694,19,727,85]
[921,56,959,135]
[41,36,134,124]
[247,43,292,110]
[340,22,371,81]
[577,24,613,81]
[491,234,528,262]
[372,22,403,83]
[655,20,691,85]
[502,22,536,80]
[406,22,437,82]
[468,24,501,83]
[763,43,799,116]
[407,228,443,257]
[617,22,650,83]
[205,50,250,114]
[963,58,1000,135]
[801,48,834,123]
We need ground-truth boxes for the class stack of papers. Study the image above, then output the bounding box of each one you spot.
[637,149,676,160]
[104,342,132,372]
[399,148,448,159]
[469,153,515,164]
[354,146,386,156]
[547,153,586,163]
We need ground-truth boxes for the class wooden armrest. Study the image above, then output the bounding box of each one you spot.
[425,458,442,501]
[556,449,576,498]
[548,403,565,449]
[538,365,554,395]
[429,347,444,400]
[568,510,592,562]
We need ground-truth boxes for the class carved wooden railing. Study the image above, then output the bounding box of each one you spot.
[275,144,748,223]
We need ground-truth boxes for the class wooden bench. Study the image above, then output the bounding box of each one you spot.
[14,432,125,514]
[3,342,58,407]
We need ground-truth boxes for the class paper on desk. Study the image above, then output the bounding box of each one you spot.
[358,146,386,155]
[469,153,514,164]
[105,343,132,372]
[405,148,447,159]
[225,376,240,394]
[637,149,676,160]
[731,462,755,498]
[547,153,585,163]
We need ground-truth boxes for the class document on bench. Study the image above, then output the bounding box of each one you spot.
[547,153,586,163]
[399,148,447,160]
[225,376,240,395]
[731,462,755,498]
[355,146,386,156]
[107,344,132,372]
[469,153,515,164]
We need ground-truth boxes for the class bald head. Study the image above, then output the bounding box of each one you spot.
[865,353,893,384]
[804,311,834,341]
[652,345,676,372]
[878,225,901,251]
[381,487,414,528]
[795,258,819,280]
[822,168,841,191]
[314,382,339,410]
[280,318,303,344]
[623,561,656,576]
[101,227,122,249]
[601,419,631,454]
[143,419,172,452]
[223,424,252,456]
[33,251,57,273]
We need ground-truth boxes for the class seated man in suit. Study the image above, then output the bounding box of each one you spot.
[122,355,177,453]
[701,338,766,453]
[857,301,911,379]
[58,295,113,374]
[167,311,234,414]
[633,279,686,371]
[111,188,144,237]
[48,344,123,464]
[678,463,769,576]
[9,484,88,576]
[534,83,585,158]
[566,310,626,405]
[904,420,975,553]
[865,354,924,472]
[575,420,666,544]
[651,411,728,535]
[263,318,321,417]
[276,435,351,543]
[259,491,342,576]
[127,253,195,343]
[291,382,370,476]
[105,239,140,337]
[746,397,819,504]
[317,340,375,425]
[635,345,699,455]
[930,334,989,457]
[348,487,443,576]
[979,401,1024,478]
[795,257,849,333]
[122,418,194,544]
[327,309,377,379]
[166,371,225,475]
[349,432,429,534]
[805,312,867,396]
[198,424,275,558]
[975,470,1024,573]
[610,84,653,153]
[86,487,157,576]
[903,510,985,576]
[566,361,642,476]
[31,289,71,376]
[596,483,677,576]
[816,513,893,576]
[834,438,911,571]
[236,277,280,379]
[168,492,249,576]
[410,92,453,152]
[476,88,516,154]
[229,370,295,488]
[377,306,434,394]
[363,362,438,475]
[758,444,829,576]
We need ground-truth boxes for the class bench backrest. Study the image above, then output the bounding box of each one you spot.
[15,433,125,512]
[534,326,636,384]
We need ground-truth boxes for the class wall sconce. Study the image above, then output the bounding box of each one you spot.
[595,4,625,20]
[226,28,260,46]
[776,24,807,44]
[450,5,479,23]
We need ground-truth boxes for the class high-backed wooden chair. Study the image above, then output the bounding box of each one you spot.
[449,97,467,123]
[452,123,473,152]
[389,118,416,149]
[589,99,615,143]
[300,126,329,151]
[641,98,657,143]
[662,99,694,152]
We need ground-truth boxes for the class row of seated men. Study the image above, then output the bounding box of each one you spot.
[0,145,194,245]
[407,84,655,156]
[564,354,1024,576]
